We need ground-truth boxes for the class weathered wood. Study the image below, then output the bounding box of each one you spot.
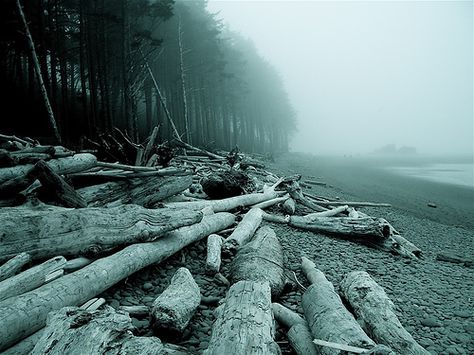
[204,281,280,355]
[33,160,86,208]
[78,175,192,207]
[119,305,149,317]
[0,204,202,261]
[304,205,348,218]
[287,181,327,212]
[151,267,200,336]
[282,197,296,215]
[252,194,289,209]
[44,269,64,283]
[142,126,159,165]
[230,226,285,297]
[0,252,31,282]
[30,306,176,355]
[341,271,430,355]
[223,207,263,254]
[436,252,473,267]
[301,258,375,354]
[317,201,392,208]
[0,212,235,350]
[206,234,223,275]
[64,257,93,272]
[0,256,66,302]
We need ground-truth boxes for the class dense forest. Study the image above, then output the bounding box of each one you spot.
[0,0,296,153]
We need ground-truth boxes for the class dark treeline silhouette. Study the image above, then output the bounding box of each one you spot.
[0,0,296,153]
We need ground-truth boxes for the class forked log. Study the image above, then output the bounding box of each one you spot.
[0,252,31,282]
[77,175,192,207]
[203,281,280,355]
[0,256,66,302]
[272,303,316,355]
[0,204,202,261]
[0,212,235,350]
[151,267,200,336]
[301,258,375,354]
[30,306,182,355]
[222,207,263,254]
[230,226,285,298]
[341,271,429,355]
[206,234,223,275]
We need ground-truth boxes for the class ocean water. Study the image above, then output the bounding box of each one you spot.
[388,163,474,188]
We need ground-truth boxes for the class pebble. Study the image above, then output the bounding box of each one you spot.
[418,338,435,348]
[420,317,442,328]
[142,282,153,291]
[463,321,474,333]
[453,310,472,318]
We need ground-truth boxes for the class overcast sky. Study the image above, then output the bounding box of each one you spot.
[207,0,473,155]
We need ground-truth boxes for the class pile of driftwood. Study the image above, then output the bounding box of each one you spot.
[0,131,426,354]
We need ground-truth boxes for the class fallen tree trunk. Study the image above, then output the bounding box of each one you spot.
[77,175,192,207]
[203,281,280,355]
[301,258,375,354]
[272,303,316,355]
[340,271,430,355]
[0,252,31,282]
[151,267,200,337]
[30,306,182,355]
[0,204,202,261]
[0,212,235,351]
[0,256,66,302]
[230,226,285,298]
[223,207,263,254]
[206,234,223,275]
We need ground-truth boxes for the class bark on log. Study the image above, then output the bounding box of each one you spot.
[151,267,200,336]
[206,234,223,275]
[340,271,430,355]
[282,197,296,215]
[230,226,285,298]
[30,306,179,355]
[77,175,192,207]
[0,212,235,351]
[33,160,86,208]
[272,303,317,355]
[0,256,66,302]
[203,281,281,355]
[0,252,31,282]
[223,207,263,254]
[301,259,375,354]
[0,204,202,261]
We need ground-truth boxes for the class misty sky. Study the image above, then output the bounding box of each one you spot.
[207,0,473,155]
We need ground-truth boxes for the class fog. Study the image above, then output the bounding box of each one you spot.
[207,0,473,156]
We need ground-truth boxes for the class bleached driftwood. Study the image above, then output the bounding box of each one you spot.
[0,252,31,282]
[0,204,202,261]
[222,207,263,254]
[204,281,280,355]
[119,305,149,317]
[63,257,93,272]
[0,212,235,351]
[0,256,66,302]
[230,226,285,297]
[251,194,289,210]
[341,271,429,355]
[301,258,375,354]
[151,267,200,336]
[206,234,223,275]
[272,303,316,355]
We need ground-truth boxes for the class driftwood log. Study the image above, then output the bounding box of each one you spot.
[341,271,429,355]
[301,258,375,354]
[206,234,223,274]
[77,175,192,207]
[151,267,200,336]
[0,204,202,261]
[272,303,317,355]
[0,256,66,302]
[0,252,32,282]
[230,226,285,298]
[203,281,280,355]
[30,306,185,355]
[222,207,263,254]
[64,257,93,272]
[0,212,235,351]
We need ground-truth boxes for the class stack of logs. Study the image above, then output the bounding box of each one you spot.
[0,131,427,354]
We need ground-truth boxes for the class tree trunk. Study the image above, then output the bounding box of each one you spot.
[0,204,202,262]
[0,212,235,351]
[340,271,429,355]
[77,175,192,207]
[301,258,375,354]
[203,281,281,355]
[151,267,200,337]
[206,234,223,275]
[230,226,285,298]
[222,207,263,254]
[0,252,32,282]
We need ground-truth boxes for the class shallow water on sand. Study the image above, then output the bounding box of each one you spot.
[387,163,473,188]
